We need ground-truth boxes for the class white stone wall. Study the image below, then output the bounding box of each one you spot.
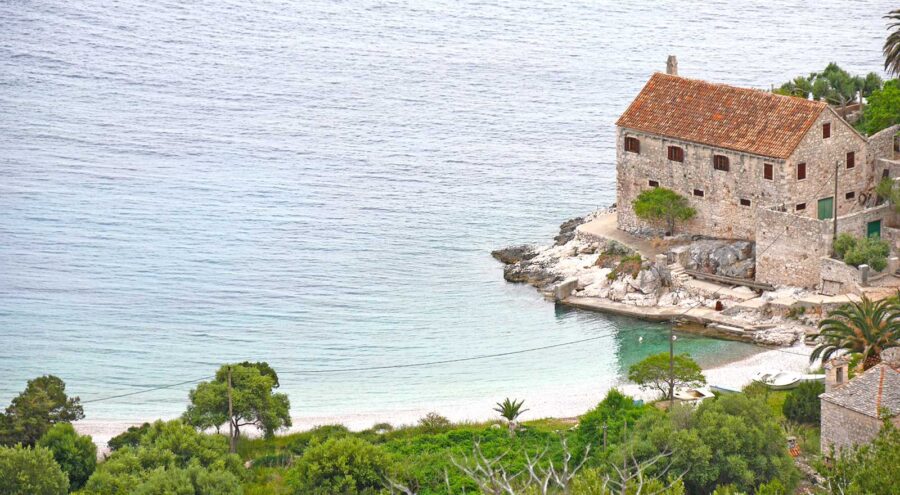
[755,207,831,288]
[819,257,862,296]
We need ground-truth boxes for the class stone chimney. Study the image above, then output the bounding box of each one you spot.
[666,55,678,76]
[825,356,850,392]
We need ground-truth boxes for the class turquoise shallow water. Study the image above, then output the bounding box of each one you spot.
[0,0,893,421]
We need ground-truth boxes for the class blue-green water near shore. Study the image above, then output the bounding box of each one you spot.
[0,0,893,422]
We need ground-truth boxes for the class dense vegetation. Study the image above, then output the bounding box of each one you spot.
[832,232,890,272]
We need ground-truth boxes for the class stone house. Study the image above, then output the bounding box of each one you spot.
[615,62,900,289]
[820,355,900,454]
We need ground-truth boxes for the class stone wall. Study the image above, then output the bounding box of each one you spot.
[755,207,831,288]
[834,203,892,238]
[785,108,872,219]
[615,127,783,240]
[819,257,862,296]
[868,123,900,162]
[821,401,900,454]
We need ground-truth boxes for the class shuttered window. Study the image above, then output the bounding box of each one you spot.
[667,146,684,162]
[764,163,773,180]
[846,151,855,169]
[713,155,729,171]
[797,162,806,180]
[624,137,640,153]
[823,123,831,138]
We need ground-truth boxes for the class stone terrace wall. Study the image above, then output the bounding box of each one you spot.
[755,206,831,288]
[868,124,900,162]
[819,257,862,296]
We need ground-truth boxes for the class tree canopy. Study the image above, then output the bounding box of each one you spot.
[37,422,96,491]
[80,420,243,495]
[286,436,395,495]
[632,187,696,235]
[627,352,706,401]
[0,444,69,495]
[859,79,900,135]
[773,63,882,104]
[885,9,900,77]
[0,375,84,447]
[183,362,291,444]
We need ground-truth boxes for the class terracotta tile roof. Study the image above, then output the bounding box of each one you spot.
[616,73,827,159]
[820,363,900,418]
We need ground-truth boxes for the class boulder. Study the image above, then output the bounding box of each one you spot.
[554,217,585,246]
[720,258,755,279]
[626,267,662,294]
[491,245,537,265]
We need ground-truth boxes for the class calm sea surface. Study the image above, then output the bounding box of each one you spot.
[0,1,894,422]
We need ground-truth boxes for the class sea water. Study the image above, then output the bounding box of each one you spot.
[0,0,893,422]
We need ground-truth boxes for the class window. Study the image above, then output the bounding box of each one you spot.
[667,146,684,162]
[740,198,751,207]
[836,367,843,384]
[624,137,640,153]
[797,162,807,180]
[823,123,831,138]
[796,203,806,211]
[693,189,704,197]
[884,169,890,179]
[846,191,855,200]
[846,151,855,169]
[713,155,730,171]
[764,163,773,180]
[648,180,659,187]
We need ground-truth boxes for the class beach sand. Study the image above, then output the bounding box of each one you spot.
[74,343,814,453]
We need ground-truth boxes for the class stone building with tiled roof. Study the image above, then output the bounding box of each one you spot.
[819,355,900,453]
[615,60,900,289]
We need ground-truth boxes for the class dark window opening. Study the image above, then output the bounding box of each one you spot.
[713,155,730,171]
[648,180,659,187]
[846,191,855,200]
[764,163,774,180]
[796,203,806,211]
[740,199,751,207]
[693,189,704,197]
[823,123,831,138]
[883,169,890,179]
[797,162,807,180]
[624,137,640,153]
[667,146,684,162]
[846,151,855,169]
[836,367,843,384]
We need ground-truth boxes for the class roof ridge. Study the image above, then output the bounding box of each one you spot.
[650,72,828,108]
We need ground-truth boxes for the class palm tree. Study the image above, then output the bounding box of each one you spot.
[493,398,528,433]
[810,295,900,371]
[885,9,900,77]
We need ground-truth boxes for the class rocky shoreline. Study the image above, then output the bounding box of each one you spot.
[493,209,820,347]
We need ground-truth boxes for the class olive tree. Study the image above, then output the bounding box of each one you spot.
[183,362,291,445]
[632,187,696,235]
[627,353,705,401]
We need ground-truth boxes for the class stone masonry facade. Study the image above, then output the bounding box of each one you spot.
[615,71,899,289]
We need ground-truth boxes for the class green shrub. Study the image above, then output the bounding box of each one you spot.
[0,444,69,495]
[836,234,889,272]
[607,254,643,280]
[286,436,394,495]
[575,389,650,457]
[37,422,96,490]
[107,422,151,451]
[833,233,856,259]
[782,381,825,424]
[417,412,451,433]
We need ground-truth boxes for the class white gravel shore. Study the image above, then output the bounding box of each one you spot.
[75,343,815,453]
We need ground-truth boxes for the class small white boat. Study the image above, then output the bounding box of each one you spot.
[752,371,802,390]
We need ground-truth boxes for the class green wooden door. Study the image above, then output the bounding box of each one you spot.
[867,220,882,238]
[817,197,834,220]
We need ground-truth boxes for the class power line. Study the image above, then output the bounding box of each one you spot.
[78,167,837,405]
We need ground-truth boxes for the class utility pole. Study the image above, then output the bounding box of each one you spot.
[227,365,235,454]
[669,324,675,407]
[832,160,839,256]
